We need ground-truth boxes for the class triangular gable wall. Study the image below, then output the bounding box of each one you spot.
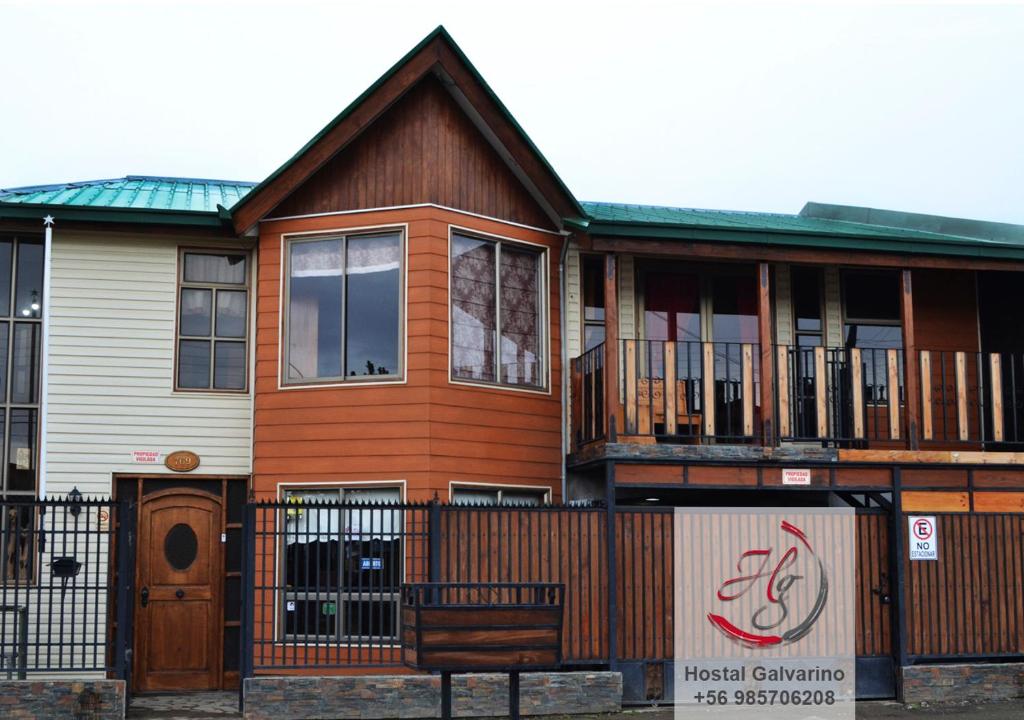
[269,76,553,229]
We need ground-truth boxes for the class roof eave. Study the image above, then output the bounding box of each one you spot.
[0,202,233,230]
[583,221,1024,261]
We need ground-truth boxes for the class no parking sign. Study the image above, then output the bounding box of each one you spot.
[908,516,938,560]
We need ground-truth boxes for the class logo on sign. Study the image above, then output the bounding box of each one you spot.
[908,516,938,560]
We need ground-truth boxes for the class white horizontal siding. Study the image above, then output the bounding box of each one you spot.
[44,231,253,497]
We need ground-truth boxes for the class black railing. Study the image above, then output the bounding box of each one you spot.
[778,345,904,445]
[918,349,1024,446]
[621,339,759,442]
[0,495,126,676]
[573,343,605,447]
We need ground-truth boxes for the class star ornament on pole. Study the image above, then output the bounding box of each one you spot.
[43,214,55,227]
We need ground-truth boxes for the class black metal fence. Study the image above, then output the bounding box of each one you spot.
[0,495,128,677]
[573,343,605,447]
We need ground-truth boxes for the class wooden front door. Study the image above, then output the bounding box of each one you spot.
[135,489,223,691]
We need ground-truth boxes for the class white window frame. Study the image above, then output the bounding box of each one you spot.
[447,225,551,394]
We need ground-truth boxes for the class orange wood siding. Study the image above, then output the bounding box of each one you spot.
[254,207,562,501]
[269,77,553,231]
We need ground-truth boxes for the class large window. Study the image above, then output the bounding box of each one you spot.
[176,250,249,391]
[842,270,902,349]
[451,484,549,506]
[282,486,402,643]
[450,232,546,389]
[285,231,403,384]
[0,236,42,582]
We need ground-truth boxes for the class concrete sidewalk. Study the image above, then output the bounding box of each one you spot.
[125,696,1024,720]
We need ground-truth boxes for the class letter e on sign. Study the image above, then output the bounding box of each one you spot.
[908,515,937,560]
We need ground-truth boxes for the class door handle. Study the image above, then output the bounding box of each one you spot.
[176,589,185,600]
[140,587,149,607]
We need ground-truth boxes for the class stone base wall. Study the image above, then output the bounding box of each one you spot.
[0,680,125,719]
[901,663,1024,704]
[243,671,622,720]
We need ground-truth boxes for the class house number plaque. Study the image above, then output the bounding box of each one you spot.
[165,450,200,473]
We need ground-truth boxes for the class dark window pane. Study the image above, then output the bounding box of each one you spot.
[225,528,241,573]
[284,597,337,638]
[844,271,900,321]
[451,235,496,382]
[844,324,903,349]
[164,523,198,571]
[8,409,36,492]
[0,323,9,402]
[712,274,758,343]
[180,288,212,336]
[215,290,247,338]
[582,255,605,322]
[792,266,823,333]
[184,253,246,284]
[345,234,400,377]
[584,325,606,352]
[345,598,396,640]
[11,323,39,404]
[214,341,246,390]
[14,240,43,319]
[223,626,240,671]
[644,272,700,343]
[288,239,343,381]
[500,246,542,386]
[0,239,12,317]
[178,339,211,388]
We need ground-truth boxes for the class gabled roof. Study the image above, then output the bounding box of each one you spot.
[229,25,583,233]
[574,201,1024,261]
[0,176,254,228]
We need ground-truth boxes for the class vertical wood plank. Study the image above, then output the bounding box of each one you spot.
[991,353,1004,442]
[664,342,678,436]
[757,262,775,445]
[887,348,901,441]
[814,346,827,439]
[776,345,790,437]
[703,342,716,438]
[900,269,920,448]
[920,351,933,441]
[625,340,637,435]
[851,348,865,439]
[956,351,969,441]
[742,343,754,437]
[604,254,619,438]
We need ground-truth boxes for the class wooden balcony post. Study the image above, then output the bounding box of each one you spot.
[757,262,775,446]
[604,253,619,441]
[900,269,920,449]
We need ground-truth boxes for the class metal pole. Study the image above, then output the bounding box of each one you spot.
[890,467,910,696]
[509,670,520,720]
[441,671,452,720]
[239,502,257,712]
[113,499,136,686]
[605,461,618,668]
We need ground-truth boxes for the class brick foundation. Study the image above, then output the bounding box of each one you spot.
[0,680,125,719]
[243,671,622,720]
[901,663,1024,704]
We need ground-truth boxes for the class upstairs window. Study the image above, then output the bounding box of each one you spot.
[177,250,249,391]
[284,231,403,385]
[450,232,546,389]
[842,270,902,349]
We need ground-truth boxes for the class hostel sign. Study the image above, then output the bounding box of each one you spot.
[908,516,938,560]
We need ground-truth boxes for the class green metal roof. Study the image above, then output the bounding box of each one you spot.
[576,201,1024,260]
[0,176,255,212]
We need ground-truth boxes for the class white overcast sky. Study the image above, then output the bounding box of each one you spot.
[1,1,1022,223]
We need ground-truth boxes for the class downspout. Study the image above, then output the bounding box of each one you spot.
[39,215,54,499]
[558,231,571,502]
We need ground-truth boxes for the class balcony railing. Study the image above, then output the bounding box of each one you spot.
[570,341,1024,451]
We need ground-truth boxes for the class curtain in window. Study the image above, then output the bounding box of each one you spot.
[285,488,399,544]
[451,236,497,381]
[184,253,246,284]
[288,239,342,380]
[499,247,541,386]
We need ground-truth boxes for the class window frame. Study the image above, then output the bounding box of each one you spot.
[280,226,407,389]
[790,264,826,348]
[580,253,607,353]
[448,482,551,506]
[174,247,252,394]
[447,226,550,394]
[840,269,904,350]
[276,481,406,646]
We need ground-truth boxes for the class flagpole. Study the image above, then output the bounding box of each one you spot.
[39,214,53,499]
